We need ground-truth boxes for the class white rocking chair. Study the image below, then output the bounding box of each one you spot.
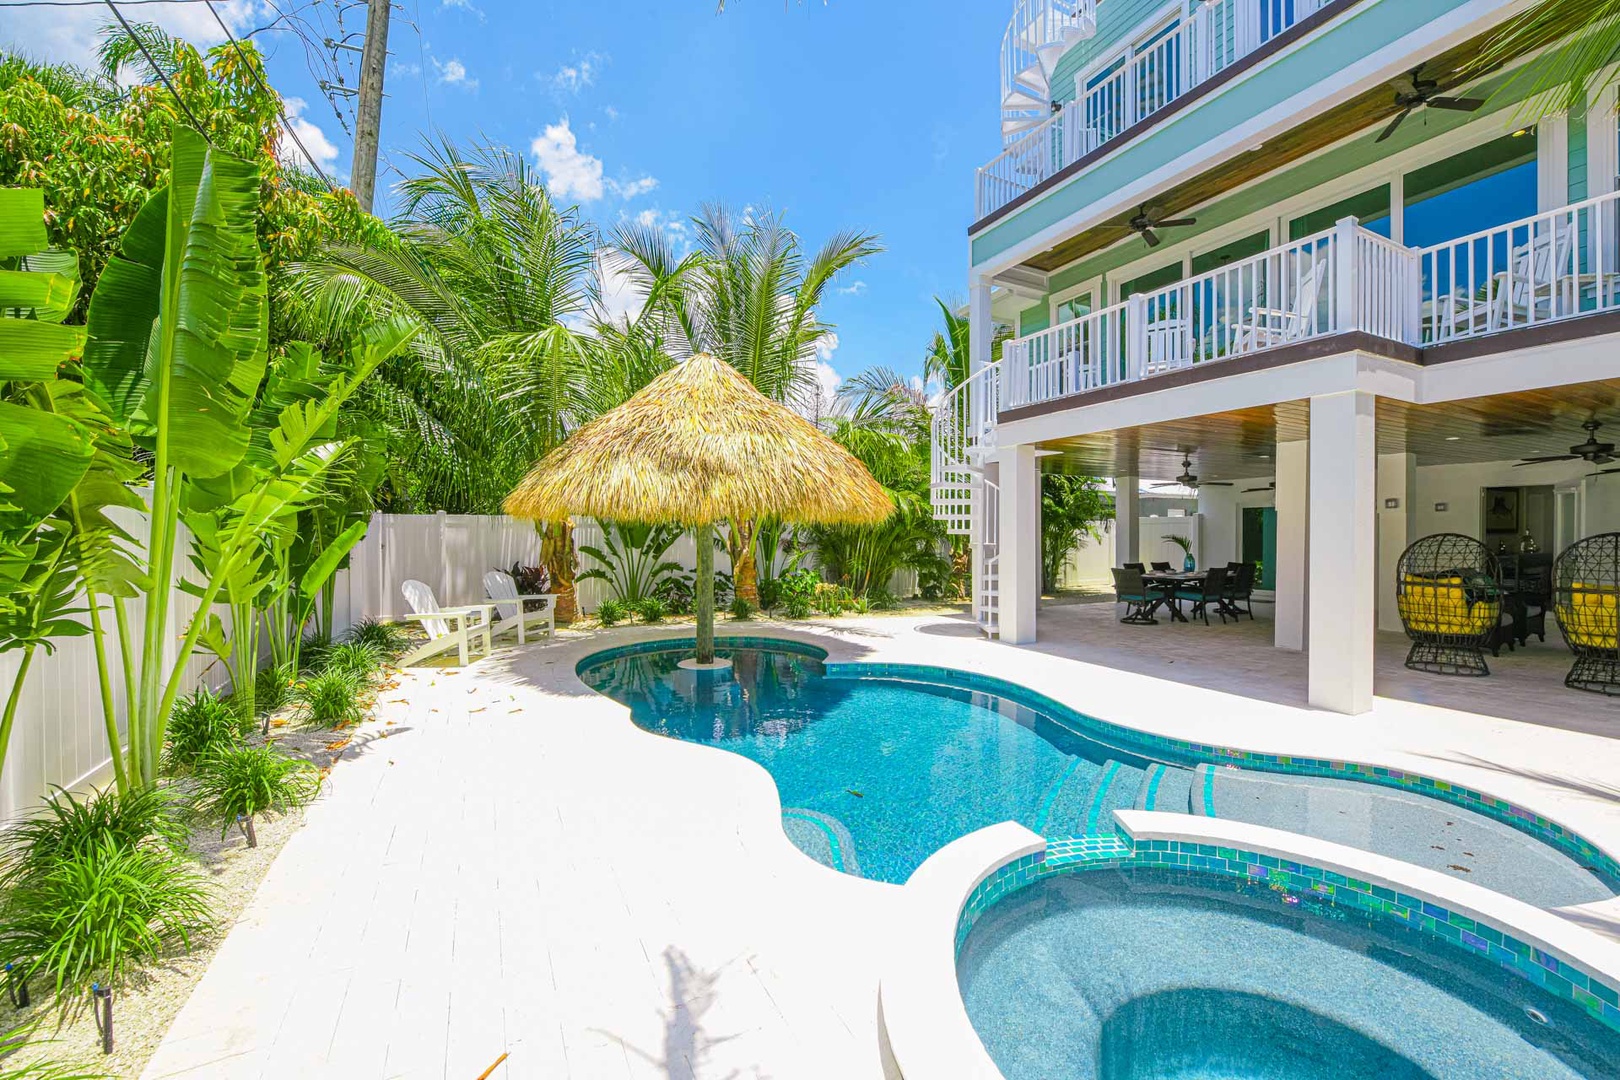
[398,579,494,666]
[483,570,556,644]
[1230,255,1327,353]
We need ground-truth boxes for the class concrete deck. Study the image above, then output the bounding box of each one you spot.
[141,615,1620,1080]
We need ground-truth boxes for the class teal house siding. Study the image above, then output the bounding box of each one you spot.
[1049,0,1177,103]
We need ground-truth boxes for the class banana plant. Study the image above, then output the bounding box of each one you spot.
[577,522,687,604]
[0,188,101,788]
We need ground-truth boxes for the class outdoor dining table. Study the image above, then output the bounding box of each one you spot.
[1142,570,1206,623]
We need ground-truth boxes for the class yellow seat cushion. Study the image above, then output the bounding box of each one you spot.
[1562,582,1619,650]
[1399,575,1499,636]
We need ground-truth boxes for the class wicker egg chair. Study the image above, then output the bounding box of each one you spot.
[1395,534,1501,677]
[1552,533,1620,695]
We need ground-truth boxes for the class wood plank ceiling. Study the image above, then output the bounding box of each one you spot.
[1037,382,1620,482]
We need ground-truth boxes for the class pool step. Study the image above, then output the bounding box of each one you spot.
[1034,756,1104,835]
[1135,764,1197,814]
[1189,763,1221,817]
[1071,760,1148,836]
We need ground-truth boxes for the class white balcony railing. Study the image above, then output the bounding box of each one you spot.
[930,362,1002,537]
[977,0,1327,218]
[987,193,1620,418]
[1001,0,1099,136]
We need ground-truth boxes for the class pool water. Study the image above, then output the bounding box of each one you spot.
[577,641,1616,902]
[957,869,1620,1079]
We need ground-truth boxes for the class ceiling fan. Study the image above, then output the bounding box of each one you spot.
[1242,480,1277,494]
[1152,455,1232,490]
[1101,204,1198,249]
[1513,421,1616,468]
[1376,66,1485,143]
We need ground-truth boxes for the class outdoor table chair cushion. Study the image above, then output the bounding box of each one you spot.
[1564,584,1619,650]
[1397,575,1499,636]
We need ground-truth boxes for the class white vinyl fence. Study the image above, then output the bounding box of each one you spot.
[1,512,926,817]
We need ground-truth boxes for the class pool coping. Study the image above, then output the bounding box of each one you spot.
[880,813,1620,1080]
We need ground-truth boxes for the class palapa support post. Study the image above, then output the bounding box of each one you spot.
[695,521,716,665]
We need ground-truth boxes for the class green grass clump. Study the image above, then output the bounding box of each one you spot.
[0,838,213,1000]
[165,688,251,773]
[596,599,626,626]
[0,788,208,1002]
[633,597,667,624]
[296,669,367,728]
[317,641,384,682]
[253,662,296,718]
[296,633,335,675]
[344,618,410,659]
[190,746,320,845]
[728,597,755,621]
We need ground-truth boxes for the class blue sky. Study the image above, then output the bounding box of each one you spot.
[5,0,1013,390]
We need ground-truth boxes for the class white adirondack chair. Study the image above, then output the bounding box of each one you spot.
[1230,255,1327,353]
[483,570,556,644]
[398,579,494,666]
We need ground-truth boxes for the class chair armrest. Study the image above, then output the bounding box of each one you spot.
[403,610,470,629]
[512,593,554,603]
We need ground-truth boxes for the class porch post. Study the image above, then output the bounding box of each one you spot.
[998,444,1041,644]
[1274,439,1308,651]
[1115,475,1140,568]
[1376,452,1416,633]
[1308,390,1378,714]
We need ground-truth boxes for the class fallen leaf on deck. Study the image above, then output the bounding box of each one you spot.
[469,707,486,713]
[325,738,351,752]
[1446,864,1472,873]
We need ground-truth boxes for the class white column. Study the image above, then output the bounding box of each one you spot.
[1538,116,1570,212]
[1115,476,1140,567]
[1195,484,1238,567]
[1376,453,1416,633]
[1273,440,1308,651]
[1588,86,1619,198]
[1308,391,1377,714]
[998,444,1041,644]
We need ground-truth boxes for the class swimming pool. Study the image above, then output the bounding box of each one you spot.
[577,639,1618,900]
[957,867,1620,1079]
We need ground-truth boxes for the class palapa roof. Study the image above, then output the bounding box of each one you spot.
[503,352,894,526]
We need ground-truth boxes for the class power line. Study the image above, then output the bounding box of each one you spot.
[100,0,214,141]
[201,0,338,193]
[1,0,211,6]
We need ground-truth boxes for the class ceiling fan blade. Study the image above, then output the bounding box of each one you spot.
[1141,227,1161,248]
[1242,486,1271,493]
[1595,453,1617,465]
[1513,454,1579,466]
[1390,72,1419,97]
[1155,217,1197,228]
[1150,482,1181,489]
[1592,469,1620,477]
[1428,96,1484,112]
[1376,108,1412,143]
[1200,481,1234,487]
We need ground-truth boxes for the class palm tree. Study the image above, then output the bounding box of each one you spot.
[1470,1,1620,116]
[612,205,881,601]
[924,295,1011,395]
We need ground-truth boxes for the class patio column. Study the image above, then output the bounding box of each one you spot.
[1376,452,1416,633]
[998,444,1041,644]
[1274,439,1308,651]
[1115,475,1140,567]
[1308,390,1378,714]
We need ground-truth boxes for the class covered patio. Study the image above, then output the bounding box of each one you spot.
[1014,599,1617,739]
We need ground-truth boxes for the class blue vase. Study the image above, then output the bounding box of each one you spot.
[1183,552,1196,572]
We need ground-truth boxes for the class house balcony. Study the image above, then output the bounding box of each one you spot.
[978,0,1332,220]
[998,192,1620,412]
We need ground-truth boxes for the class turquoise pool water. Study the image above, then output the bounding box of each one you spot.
[957,868,1620,1079]
[576,640,1616,903]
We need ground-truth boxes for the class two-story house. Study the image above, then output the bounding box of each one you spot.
[934,0,1620,714]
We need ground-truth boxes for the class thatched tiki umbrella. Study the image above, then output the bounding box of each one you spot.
[504,353,892,664]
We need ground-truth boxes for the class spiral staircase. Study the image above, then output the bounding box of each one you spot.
[1001,0,1098,143]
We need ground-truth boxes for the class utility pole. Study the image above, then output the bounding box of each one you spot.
[351,0,391,213]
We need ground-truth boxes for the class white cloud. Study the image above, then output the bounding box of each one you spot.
[546,52,605,95]
[440,0,485,18]
[433,57,478,89]
[2,0,258,72]
[610,175,659,200]
[530,118,604,201]
[804,332,843,419]
[835,280,867,297]
[604,105,620,122]
[593,249,648,328]
[278,97,341,173]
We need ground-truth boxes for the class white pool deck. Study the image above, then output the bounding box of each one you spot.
[141,612,1620,1080]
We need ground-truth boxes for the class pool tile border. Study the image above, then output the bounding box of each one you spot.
[828,661,1620,882]
[951,829,1620,1037]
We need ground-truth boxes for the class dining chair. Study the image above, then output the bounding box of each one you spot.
[1222,563,1256,620]
[1123,561,1146,572]
[1150,561,1173,572]
[1111,568,1158,625]
[1174,566,1230,625]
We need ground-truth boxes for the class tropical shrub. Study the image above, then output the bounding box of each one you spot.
[633,597,668,624]
[317,642,384,683]
[728,597,755,621]
[757,577,783,611]
[850,596,874,615]
[867,587,900,611]
[164,688,250,773]
[1,787,184,877]
[577,523,686,605]
[297,633,335,675]
[596,599,627,627]
[297,669,367,728]
[344,618,410,659]
[253,662,297,719]
[775,569,821,609]
[190,745,320,847]
[506,562,552,601]
[782,595,813,620]
[654,574,695,616]
[814,583,853,617]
